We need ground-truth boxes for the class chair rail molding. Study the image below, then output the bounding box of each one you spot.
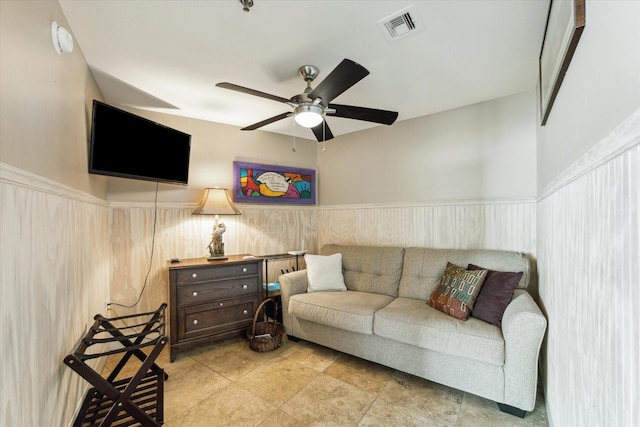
[539,108,640,201]
[0,162,107,207]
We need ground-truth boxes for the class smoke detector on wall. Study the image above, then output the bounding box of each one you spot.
[377,5,424,42]
[51,22,74,55]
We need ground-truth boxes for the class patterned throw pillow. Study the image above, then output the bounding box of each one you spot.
[427,262,487,320]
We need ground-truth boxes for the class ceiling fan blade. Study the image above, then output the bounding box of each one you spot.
[328,104,398,125]
[241,112,292,131]
[216,82,290,104]
[311,121,334,142]
[308,59,369,106]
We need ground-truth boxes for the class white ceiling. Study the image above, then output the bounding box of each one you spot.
[58,0,550,141]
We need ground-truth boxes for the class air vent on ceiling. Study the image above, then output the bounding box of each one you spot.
[377,5,424,42]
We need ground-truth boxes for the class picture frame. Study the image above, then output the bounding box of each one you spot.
[539,0,586,126]
[232,161,316,205]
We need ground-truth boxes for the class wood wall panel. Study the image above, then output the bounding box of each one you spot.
[537,110,640,426]
[318,201,536,255]
[0,172,110,427]
[108,205,317,317]
[537,143,639,427]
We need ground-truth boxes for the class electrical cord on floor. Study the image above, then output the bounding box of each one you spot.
[108,182,159,311]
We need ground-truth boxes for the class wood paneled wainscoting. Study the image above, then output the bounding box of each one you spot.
[0,163,111,426]
[318,198,538,298]
[537,110,640,426]
[108,204,317,318]
[318,200,536,252]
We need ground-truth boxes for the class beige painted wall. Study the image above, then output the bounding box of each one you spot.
[0,0,105,198]
[316,91,537,205]
[101,106,317,204]
[537,1,640,190]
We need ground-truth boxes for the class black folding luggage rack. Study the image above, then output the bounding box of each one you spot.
[64,304,169,427]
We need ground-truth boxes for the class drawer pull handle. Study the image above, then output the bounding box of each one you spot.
[242,267,248,273]
[193,319,198,325]
[219,302,224,306]
[242,284,248,289]
[191,273,198,279]
[243,309,248,315]
[192,291,198,297]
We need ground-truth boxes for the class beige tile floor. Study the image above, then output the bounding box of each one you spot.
[103,335,548,426]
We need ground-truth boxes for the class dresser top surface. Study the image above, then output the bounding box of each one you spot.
[168,255,260,270]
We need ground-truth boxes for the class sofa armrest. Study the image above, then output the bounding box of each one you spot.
[279,269,308,334]
[501,289,547,411]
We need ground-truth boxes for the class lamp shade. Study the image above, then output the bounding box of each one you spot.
[192,188,241,215]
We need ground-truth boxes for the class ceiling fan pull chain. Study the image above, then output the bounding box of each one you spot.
[322,120,326,152]
[292,120,297,152]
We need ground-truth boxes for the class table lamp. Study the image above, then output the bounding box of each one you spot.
[192,187,241,260]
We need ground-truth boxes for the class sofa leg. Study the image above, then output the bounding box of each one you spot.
[287,335,301,342]
[497,403,526,418]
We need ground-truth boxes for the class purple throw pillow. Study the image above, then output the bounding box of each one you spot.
[467,264,523,327]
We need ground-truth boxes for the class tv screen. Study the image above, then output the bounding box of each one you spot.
[89,100,191,185]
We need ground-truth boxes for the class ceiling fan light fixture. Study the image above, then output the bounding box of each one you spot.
[294,105,324,128]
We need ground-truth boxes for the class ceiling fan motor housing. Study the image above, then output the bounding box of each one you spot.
[298,65,319,82]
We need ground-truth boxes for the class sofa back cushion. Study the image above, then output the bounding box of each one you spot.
[321,244,404,297]
[398,247,529,300]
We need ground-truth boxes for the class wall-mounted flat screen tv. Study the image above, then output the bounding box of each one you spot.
[89,100,191,185]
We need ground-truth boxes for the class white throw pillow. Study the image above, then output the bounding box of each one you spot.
[305,253,347,293]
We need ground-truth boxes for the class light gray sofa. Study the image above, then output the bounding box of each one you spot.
[279,244,547,417]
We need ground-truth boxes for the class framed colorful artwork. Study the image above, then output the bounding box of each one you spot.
[232,161,316,205]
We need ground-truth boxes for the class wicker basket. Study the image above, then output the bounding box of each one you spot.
[246,298,284,352]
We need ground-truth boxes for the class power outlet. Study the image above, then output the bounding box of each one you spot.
[105,299,110,313]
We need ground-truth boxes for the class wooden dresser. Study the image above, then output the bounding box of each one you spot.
[167,255,263,362]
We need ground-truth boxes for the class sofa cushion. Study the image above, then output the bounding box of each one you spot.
[305,253,347,293]
[374,297,505,366]
[427,262,487,320]
[467,264,523,327]
[321,244,404,297]
[289,290,394,334]
[398,248,530,300]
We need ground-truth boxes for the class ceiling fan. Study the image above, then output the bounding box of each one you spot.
[216,59,398,142]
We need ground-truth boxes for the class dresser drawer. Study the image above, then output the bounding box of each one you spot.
[176,278,258,307]
[178,296,257,341]
[175,263,258,284]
